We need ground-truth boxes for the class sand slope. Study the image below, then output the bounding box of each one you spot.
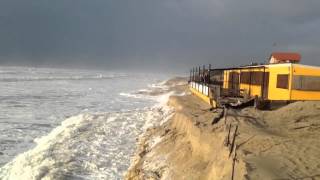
[125,78,320,180]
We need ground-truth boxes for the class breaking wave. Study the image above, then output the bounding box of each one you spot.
[0,81,175,180]
[0,74,128,82]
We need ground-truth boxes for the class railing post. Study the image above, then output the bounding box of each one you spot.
[191,67,193,82]
[196,67,198,82]
[195,67,197,82]
[198,66,201,90]
[209,64,211,85]
[203,65,206,94]
[199,66,201,83]
[194,67,196,82]
[193,67,195,82]
[202,65,203,93]
[203,65,205,83]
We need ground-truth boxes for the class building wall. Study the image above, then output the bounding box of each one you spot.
[223,68,267,99]
[291,64,320,100]
[238,68,266,98]
[267,64,291,100]
[216,63,320,101]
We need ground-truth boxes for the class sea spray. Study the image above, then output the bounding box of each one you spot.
[125,90,190,179]
[0,75,175,180]
[0,107,173,179]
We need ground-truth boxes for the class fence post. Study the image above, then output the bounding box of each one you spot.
[209,64,211,85]
[229,125,238,158]
[231,144,238,180]
[199,66,201,82]
[194,67,196,82]
[193,67,195,82]
[198,66,200,92]
[192,67,194,82]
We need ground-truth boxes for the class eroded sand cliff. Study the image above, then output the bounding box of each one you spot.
[126,78,320,180]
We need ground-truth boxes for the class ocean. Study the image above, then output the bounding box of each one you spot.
[0,66,171,179]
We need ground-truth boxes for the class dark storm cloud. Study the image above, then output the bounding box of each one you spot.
[0,0,319,71]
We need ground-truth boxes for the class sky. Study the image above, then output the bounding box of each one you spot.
[0,0,319,73]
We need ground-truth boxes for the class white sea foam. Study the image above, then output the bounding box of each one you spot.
[147,80,169,89]
[130,79,189,179]
[0,68,179,179]
[0,75,177,180]
[119,92,142,99]
[0,107,171,180]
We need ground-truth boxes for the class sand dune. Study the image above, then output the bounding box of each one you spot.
[126,78,320,180]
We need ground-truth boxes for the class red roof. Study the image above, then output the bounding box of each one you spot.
[271,52,301,61]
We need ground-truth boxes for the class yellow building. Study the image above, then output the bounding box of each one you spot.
[189,52,320,108]
[223,63,320,101]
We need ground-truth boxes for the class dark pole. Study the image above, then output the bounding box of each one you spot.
[202,65,205,93]
[191,68,193,81]
[192,67,196,81]
[203,65,205,84]
[192,67,194,81]
[262,67,265,99]
[195,67,197,82]
[202,65,206,84]
[209,64,211,85]
[194,67,197,82]
[199,66,201,83]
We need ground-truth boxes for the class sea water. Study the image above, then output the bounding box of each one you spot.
[0,66,171,179]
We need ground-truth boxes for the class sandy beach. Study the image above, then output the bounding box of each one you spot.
[125,77,320,180]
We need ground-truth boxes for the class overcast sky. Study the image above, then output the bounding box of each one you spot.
[0,0,319,72]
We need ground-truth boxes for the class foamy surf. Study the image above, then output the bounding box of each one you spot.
[0,105,173,179]
[0,77,179,180]
[125,91,177,180]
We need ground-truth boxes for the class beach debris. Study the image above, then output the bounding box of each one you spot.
[231,144,238,180]
[224,124,232,147]
[139,149,148,158]
[211,108,224,125]
[229,125,238,158]
[224,106,228,125]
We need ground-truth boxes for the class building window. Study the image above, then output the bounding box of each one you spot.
[277,74,289,89]
[293,75,320,91]
[240,71,263,85]
[240,72,250,84]
[251,72,263,85]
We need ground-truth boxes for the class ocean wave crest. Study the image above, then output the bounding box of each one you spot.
[0,99,174,179]
[0,74,128,82]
